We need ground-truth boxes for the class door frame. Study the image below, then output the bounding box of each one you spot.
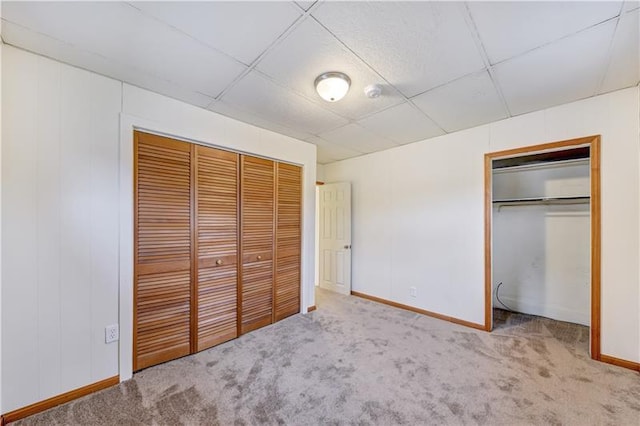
[484,135,601,360]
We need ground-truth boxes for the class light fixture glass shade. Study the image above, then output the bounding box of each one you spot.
[315,72,351,102]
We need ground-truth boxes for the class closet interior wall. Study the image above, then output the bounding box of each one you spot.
[134,131,301,371]
[491,155,591,325]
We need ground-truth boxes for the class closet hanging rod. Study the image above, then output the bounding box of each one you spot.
[492,196,590,208]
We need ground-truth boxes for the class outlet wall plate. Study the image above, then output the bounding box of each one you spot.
[105,324,119,343]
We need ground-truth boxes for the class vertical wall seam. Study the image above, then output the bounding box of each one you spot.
[34,54,41,402]
[55,62,62,394]
[56,56,63,397]
[117,81,123,381]
[89,72,95,382]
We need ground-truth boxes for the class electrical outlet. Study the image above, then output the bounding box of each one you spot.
[105,324,119,344]
[409,286,417,297]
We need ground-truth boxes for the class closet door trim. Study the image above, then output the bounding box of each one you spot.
[484,134,601,360]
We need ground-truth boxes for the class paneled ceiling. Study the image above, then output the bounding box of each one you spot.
[2,1,639,164]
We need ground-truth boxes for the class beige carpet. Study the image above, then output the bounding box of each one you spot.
[15,288,640,425]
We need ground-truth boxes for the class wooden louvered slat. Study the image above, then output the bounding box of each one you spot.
[134,132,192,371]
[240,156,275,334]
[275,163,302,321]
[195,145,239,351]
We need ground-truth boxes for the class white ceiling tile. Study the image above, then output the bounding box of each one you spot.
[468,1,622,64]
[412,71,507,133]
[494,20,617,116]
[623,1,640,12]
[318,123,397,154]
[312,2,485,97]
[257,18,404,119]
[305,135,362,161]
[209,101,314,142]
[2,2,246,97]
[600,9,640,93]
[1,19,214,108]
[221,71,348,135]
[294,1,317,12]
[131,1,302,65]
[357,103,444,145]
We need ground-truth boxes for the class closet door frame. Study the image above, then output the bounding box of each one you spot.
[483,135,601,360]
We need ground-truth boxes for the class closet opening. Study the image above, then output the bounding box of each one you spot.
[484,135,601,361]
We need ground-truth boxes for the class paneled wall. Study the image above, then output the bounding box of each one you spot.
[0,37,5,414]
[324,86,640,364]
[1,45,316,414]
[2,47,121,411]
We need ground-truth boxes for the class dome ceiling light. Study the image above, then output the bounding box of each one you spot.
[314,71,351,102]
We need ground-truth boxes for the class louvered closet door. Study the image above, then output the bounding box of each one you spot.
[275,163,302,321]
[241,156,275,334]
[134,132,192,371]
[195,145,239,351]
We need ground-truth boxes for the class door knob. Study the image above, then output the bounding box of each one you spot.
[343,245,351,249]
[257,255,262,260]
[216,259,223,266]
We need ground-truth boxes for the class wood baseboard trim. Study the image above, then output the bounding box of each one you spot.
[307,305,317,312]
[351,291,486,331]
[600,354,640,372]
[1,376,119,424]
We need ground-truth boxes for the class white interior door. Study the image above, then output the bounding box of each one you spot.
[319,182,352,295]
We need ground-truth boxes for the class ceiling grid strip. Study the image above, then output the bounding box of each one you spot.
[594,4,625,96]
[461,2,513,118]
[209,3,322,107]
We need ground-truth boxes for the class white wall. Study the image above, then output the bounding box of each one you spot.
[325,127,489,324]
[324,86,640,363]
[492,162,591,325]
[0,36,4,415]
[1,45,316,413]
[2,46,121,413]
